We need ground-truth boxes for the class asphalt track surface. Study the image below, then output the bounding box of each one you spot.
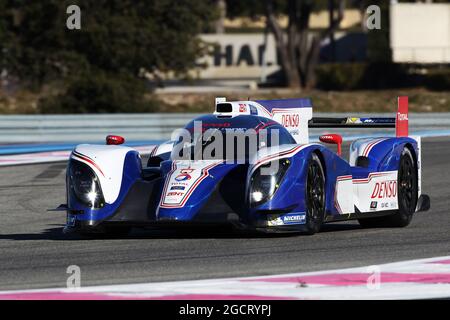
[0,137,449,291]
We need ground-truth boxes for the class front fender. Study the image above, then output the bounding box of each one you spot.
[248,144,352,219]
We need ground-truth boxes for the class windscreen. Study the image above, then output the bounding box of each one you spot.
[170,115,295,163]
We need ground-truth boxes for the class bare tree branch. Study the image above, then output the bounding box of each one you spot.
[265,0,301,87]
[320,0,346,40]
[265,0,284,42]
[264,0,346,88]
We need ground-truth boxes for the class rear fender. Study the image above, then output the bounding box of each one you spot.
[370,138,419,172]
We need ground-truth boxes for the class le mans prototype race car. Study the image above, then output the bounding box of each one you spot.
[59,96,430,236]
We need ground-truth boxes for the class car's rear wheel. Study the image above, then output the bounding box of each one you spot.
[359,147,418,228]
[304,153,326,235]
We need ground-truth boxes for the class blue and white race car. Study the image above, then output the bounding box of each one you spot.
[60,96,430,236]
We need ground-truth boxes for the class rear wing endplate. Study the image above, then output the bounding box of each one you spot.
[309,96,409,137]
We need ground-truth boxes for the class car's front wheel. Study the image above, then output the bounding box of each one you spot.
[304,153,326,235]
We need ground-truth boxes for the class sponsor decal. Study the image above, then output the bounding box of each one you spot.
[267,213,306,226]
[397,112,408,121]
[175,168,195,182]
[170,186,186,191]
[282,213,306,225]
[202,123,232,129]
[67,214,76,227]
[175,173,191,182]
[371,180,397,199]
[160,161,223,209]
[167,192,184,197]
[380,202,396,209]
[281,114,300,128]
[370,201,378,210]
[239,104,247,113]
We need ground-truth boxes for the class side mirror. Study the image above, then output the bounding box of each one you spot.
[319,134,342,156]
[106,135,125,145]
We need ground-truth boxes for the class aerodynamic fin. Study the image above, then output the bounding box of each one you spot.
[396,96,409,137]
[308,96,410,131]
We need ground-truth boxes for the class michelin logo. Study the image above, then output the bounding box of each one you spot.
[268,213,306,226]
[282,213,306,224]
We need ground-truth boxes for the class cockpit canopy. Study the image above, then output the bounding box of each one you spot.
[170,114,295,163]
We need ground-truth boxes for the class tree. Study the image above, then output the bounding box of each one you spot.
[214,0,227,34]
[1,0,216,84]
[0,0,217,112]
[265,0,346,88]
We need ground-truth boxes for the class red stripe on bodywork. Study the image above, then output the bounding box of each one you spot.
[72,152,105,177]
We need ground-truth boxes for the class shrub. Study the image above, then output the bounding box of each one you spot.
[38,71,157,113]
[425,68,450,91]
[316,62,412,90]
[316,63,366,90]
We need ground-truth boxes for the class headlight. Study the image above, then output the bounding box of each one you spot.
[68,160,105,209]
[249,159,290,207]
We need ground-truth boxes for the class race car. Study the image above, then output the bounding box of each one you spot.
[58,96,430,236]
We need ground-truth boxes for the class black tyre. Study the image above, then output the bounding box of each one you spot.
[304,153,326,235]
[359,147,418,228]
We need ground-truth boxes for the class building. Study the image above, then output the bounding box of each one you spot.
[390,2,450,64]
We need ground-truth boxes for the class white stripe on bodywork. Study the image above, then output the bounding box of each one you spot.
[159,160,223,209]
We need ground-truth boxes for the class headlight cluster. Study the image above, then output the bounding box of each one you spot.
[69,160,105,209]
[249,159,291,207]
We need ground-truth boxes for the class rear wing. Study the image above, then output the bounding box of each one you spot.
[309,117,395,128]
[309,96,409,137]
[214,96,409,143]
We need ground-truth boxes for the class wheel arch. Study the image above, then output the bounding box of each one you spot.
[311,148,327,179]
[404,142,418,167]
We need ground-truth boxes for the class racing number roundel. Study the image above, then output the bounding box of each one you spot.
[175,169,194,182]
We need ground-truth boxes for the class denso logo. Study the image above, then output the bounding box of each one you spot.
[281,114,300,128]
[371,180,397,199]
[397,112,408,121]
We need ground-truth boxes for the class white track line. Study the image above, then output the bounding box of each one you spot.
[1,256,449,300]
[0,146,155,166]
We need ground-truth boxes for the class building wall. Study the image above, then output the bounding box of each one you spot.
[390,3,450,64]
[196,32,367,81]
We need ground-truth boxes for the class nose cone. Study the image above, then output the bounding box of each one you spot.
[157,160,238,221]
